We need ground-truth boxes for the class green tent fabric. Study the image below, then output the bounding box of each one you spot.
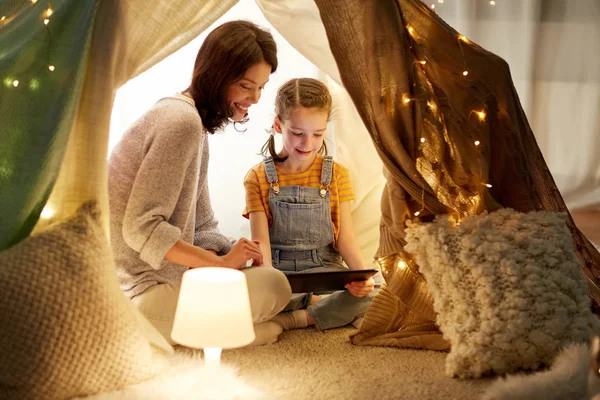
[0,0,99,250]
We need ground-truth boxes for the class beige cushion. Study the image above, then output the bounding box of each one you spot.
[0,202,164,399]
[405,208,598,378]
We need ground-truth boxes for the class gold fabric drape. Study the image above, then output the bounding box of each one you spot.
[314,0,600,348]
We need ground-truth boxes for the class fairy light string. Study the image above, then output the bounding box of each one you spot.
[405,0,498,219]
[2,0,57,91]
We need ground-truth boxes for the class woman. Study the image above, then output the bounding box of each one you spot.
[108,20,291,346]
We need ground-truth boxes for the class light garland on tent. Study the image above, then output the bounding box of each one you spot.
[405,0,499,218]
[1,0,56,91]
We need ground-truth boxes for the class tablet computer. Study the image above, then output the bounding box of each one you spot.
[285,269,379,293]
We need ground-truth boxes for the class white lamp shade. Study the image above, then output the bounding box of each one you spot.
[171,267,255,349]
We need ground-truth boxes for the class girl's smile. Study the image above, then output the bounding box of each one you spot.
[295,148,313,156]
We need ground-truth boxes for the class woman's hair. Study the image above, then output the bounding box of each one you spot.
[261,78,333,161]
[186,20,277,134]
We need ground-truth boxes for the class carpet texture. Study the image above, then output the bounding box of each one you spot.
[86,327,492,399]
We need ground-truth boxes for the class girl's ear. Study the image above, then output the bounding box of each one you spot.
[273,116,283,134]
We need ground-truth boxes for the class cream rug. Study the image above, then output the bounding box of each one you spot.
[84,327,492,399]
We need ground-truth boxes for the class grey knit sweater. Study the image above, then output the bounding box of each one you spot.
[108,93,233,298]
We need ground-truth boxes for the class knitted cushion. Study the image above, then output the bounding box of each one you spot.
[0,202,164,399]
[404,208,597,379]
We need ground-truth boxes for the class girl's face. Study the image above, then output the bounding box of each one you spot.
[226,61,272,121]
[275,106,328,169]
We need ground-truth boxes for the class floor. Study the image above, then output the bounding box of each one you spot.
[571,208,600,244]
[85,327,494,400]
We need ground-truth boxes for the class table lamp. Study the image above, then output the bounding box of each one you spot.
[171,267,255,366]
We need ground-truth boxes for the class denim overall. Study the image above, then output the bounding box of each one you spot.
[264,156,372,330]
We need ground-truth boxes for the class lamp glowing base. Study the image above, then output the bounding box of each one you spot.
[203,347,222,367]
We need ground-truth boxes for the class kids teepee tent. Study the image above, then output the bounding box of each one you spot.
[1,0,599,396]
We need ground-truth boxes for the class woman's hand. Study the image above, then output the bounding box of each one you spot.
[220,238,263,269]
[345,277,375,297]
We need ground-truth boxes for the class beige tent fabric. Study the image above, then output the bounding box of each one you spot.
[34,0,238,235]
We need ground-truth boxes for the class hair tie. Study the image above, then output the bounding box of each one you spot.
[264,126,275,136]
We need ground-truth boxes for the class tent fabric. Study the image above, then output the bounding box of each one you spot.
[313,0,600,347]
[31,0,238,238]
[0,0,99,250]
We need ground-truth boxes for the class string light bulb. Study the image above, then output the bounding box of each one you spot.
[397,260,408,269]
[475,110,486,121]
[1,16,6,21]
[490,0,496,5]
[419,60,427,65]
[431,4,436,10]
[463,70,469,76]
[41,205,55,219]
[43,18,49,25]
[12,80,19,87]
[414,211,421,216]
[48,65,55,71]
[30,0,38,3]
[459,35,470,43]
[474,140,481,146]
[406,25,416,38]
[420,137,426,143]
[402,94,413,104]
[45,7,53,17]
[483,183,493,188]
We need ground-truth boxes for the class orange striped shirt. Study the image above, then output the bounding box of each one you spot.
[243,155,354,248]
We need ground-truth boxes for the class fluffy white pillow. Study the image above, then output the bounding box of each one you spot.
[404,208,597,378]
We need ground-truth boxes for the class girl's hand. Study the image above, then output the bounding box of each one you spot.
[220,238,263,269]
[345,277,375,297]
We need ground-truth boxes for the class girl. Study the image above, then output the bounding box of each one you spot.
[108,21,291,346]
[243,78,375,331]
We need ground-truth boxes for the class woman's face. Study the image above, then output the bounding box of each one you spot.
[226,61,272,121]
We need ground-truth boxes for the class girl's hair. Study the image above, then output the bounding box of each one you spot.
[185,20,277,134]
[261,78,333,161]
